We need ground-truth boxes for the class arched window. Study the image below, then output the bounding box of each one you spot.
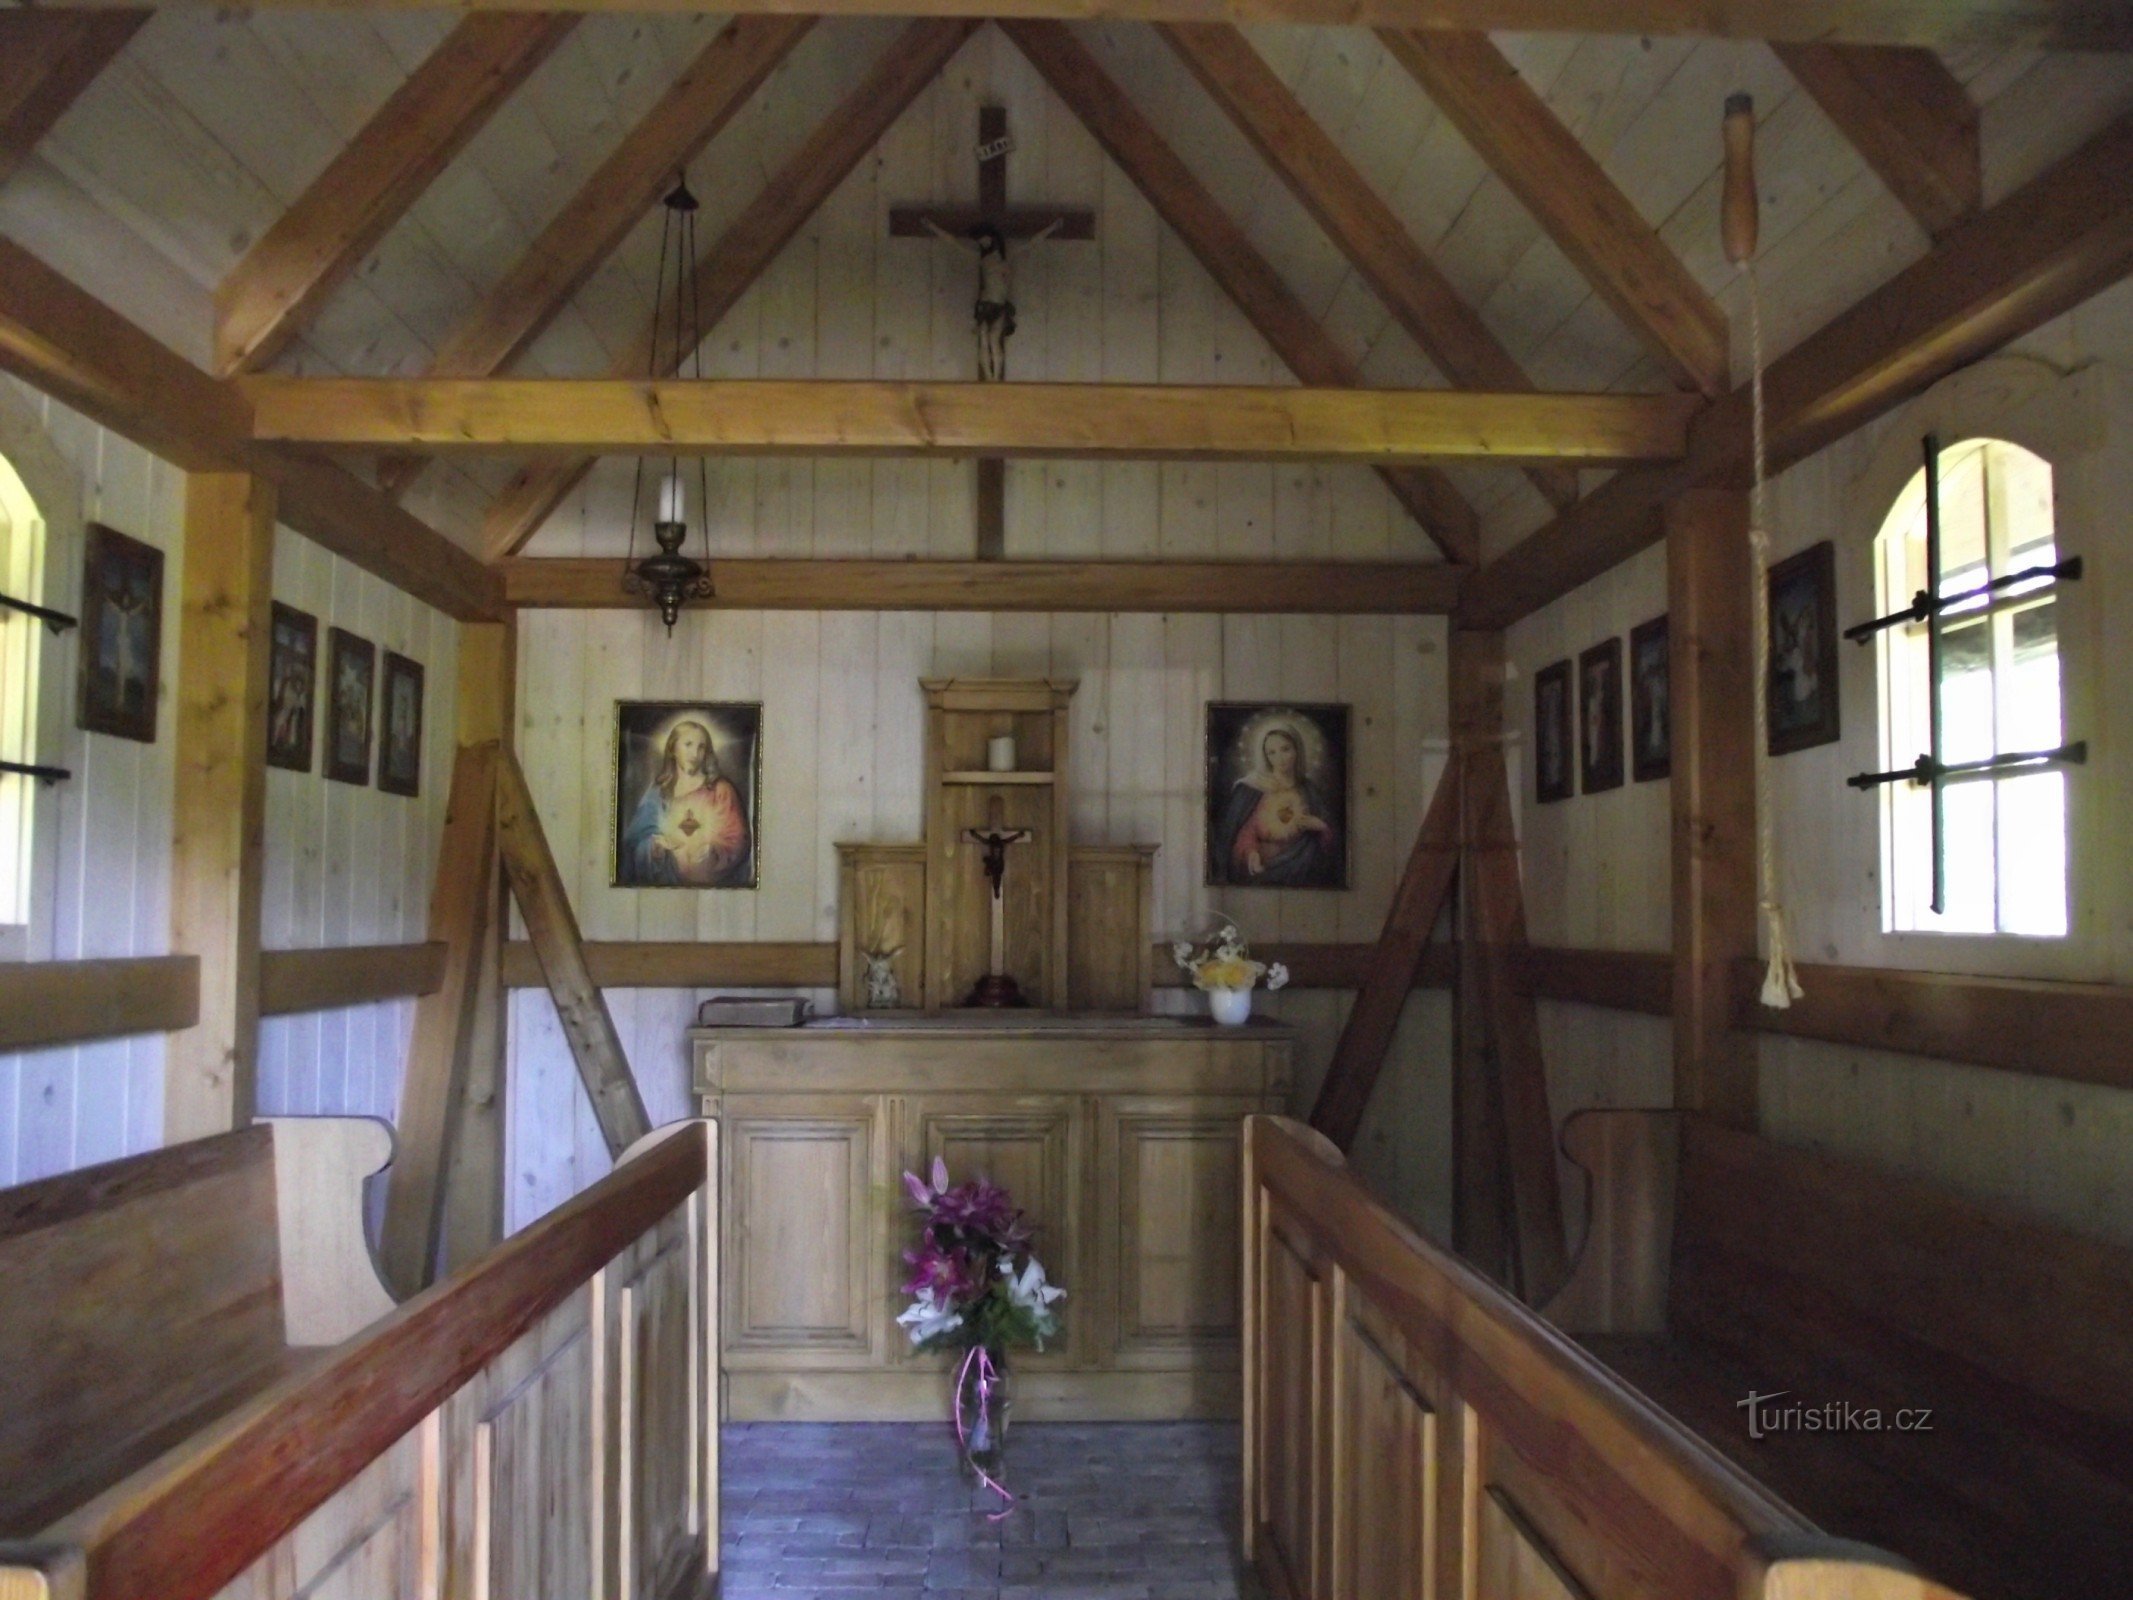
[1873,438,2066,936]
[0,451,45,929]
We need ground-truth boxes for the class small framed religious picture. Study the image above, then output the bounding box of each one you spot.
[1768,539,1841,755]
[76,522,163,743]
[612,701,761,889]
[1629,615,1671,783]
[1533,659,1573,804]
[324,628,375,786]
[1204,702,1349,890]
[265,603,318,773]
[378,652,425,798]
[1579,637,1625,795]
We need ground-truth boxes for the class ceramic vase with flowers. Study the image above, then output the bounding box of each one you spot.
[896,1159,1064,1510]
[1172,917,1290,1025]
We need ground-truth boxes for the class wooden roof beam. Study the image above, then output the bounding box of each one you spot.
[16,3,2132,51]
[1158,22,1579,511]
[1002,18,1479,565]
[1378,28,1731,397]
[500,556,1462,613]
[214,13,577,377]
[1774,43,1981,239]
[0,236,502,620]
[1462,109,2133,628]
[480,16,979,560]
[0,10,148,189]
[246,376,1696,465]
[379,14,815,498]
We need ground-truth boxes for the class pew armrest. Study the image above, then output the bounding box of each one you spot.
[1544,1109,1679,1336]
[265,1117,398,1346]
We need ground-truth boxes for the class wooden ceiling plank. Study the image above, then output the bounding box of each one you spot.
[245,376,1697,464]
[16,4,2131,51]
[500,556,1462,614]
[213,13,578,378]
[1773,43,1981,239]
[0,10,149,190]
[1002,17,1479,564]
[1463,109,2133,628]
[480,16,980,560]
[1378,28,1731,397]
[0,235,502,620]
[379,14,816,497]
[1158,22,1580,510]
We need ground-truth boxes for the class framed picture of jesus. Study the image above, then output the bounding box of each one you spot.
[612,701,761,889]
[1204,702,1349,890]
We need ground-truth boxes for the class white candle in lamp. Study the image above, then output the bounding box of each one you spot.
[658,473,687,525]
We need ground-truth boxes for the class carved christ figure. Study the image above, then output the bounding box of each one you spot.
[925,218,1062,381]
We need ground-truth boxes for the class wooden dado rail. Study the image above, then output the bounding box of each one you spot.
[0,1118,717,1600]
[1240,1114,1964,1600]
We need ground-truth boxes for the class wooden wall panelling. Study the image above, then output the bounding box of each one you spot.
[836,842,926,1013]
[212,14,578,377]
[1332,1296,1438,1600]
[0,11,149,190]
[494,746,652,1157]
[1256,1214,1328,1598]
[606,1199,700,1600]
[1066,845,1155,1011]
[379,742,499,1298]
[1102,1097,1256,1369]
[166,471,275,1143]
[1448,628,1506,1283]
[1666,489,1757,1127]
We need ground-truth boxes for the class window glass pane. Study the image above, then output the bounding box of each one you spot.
[1936,617,1995,765]
[1997,772,2069,936]
[2006,601,2062,747]
[1936,780,1997,933]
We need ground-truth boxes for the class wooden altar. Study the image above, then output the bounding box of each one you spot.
[693,1014,1293,1422]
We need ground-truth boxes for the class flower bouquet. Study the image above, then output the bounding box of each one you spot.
[1172,916,1289,1025]
[897,1158,1064,1507]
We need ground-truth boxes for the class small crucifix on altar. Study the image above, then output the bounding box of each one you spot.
[891,106,1095,557]
[962,795,1034,1008]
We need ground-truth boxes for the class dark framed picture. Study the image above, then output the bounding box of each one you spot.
[76,522,163,743]
[378,652,424,798]
[613,701,761,889]
[1533,660,1573,804]
[266,603,318,773]
[1768,539,1841,755]
[324,629,375,786]
[1629,615,1671,783]
[1204,702,1349,890]
[1579,637,1625,794]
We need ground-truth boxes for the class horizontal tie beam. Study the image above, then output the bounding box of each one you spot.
[239,377,1699,466]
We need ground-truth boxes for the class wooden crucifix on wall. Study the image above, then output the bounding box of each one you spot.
[891,106,1095,558]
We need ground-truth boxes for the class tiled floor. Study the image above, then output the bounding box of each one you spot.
[719,1421,1266,1599]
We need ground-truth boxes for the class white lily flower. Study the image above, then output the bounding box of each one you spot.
[895,1290,964,1346]
[1001,1254,1066,1314]
[1265,961,1290,992]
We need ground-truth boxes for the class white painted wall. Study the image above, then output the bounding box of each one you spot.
[0,382,459,1186]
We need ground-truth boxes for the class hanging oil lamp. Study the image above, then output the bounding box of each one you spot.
[623,177,714,632]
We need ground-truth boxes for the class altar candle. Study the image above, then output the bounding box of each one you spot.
[987,734,1016,773]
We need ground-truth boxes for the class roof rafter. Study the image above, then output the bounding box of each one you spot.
[1159,21,1579,511]
[0,235,502,621]
[481,15,980,560]
[1461,109,2133,628]
[0,10,148,190]
[1773,43,1981,240]
[214,12,578,377]
[15,2,2132,51]
[378,13,816,498]
[1378,27,1732,397]
[1002,17,1478,565]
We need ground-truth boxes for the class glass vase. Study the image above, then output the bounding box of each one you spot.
[954,1346,1012,1481]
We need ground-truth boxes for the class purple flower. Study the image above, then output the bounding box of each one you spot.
[902,1155,952,1209]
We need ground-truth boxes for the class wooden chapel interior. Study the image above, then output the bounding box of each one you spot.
[1,4,2131,1600]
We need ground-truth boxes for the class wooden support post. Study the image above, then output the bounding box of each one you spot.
[1448,628,1508,1277]
[1308,750,1461,1151]
[379,742,499,1297]
[1667,489,1759,1126]
[441,619,515,1274]
[166,472,274,1143]
[494,746,652,1156]
[1462,744,1569,1304]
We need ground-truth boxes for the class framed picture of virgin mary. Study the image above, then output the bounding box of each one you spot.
[612,701,760,889]
[1205,702,1349,890]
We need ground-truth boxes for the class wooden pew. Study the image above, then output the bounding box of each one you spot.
[1241,1114,1960,1600]
[1549,1111,2133,1600]
[0,1118,717,1600]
